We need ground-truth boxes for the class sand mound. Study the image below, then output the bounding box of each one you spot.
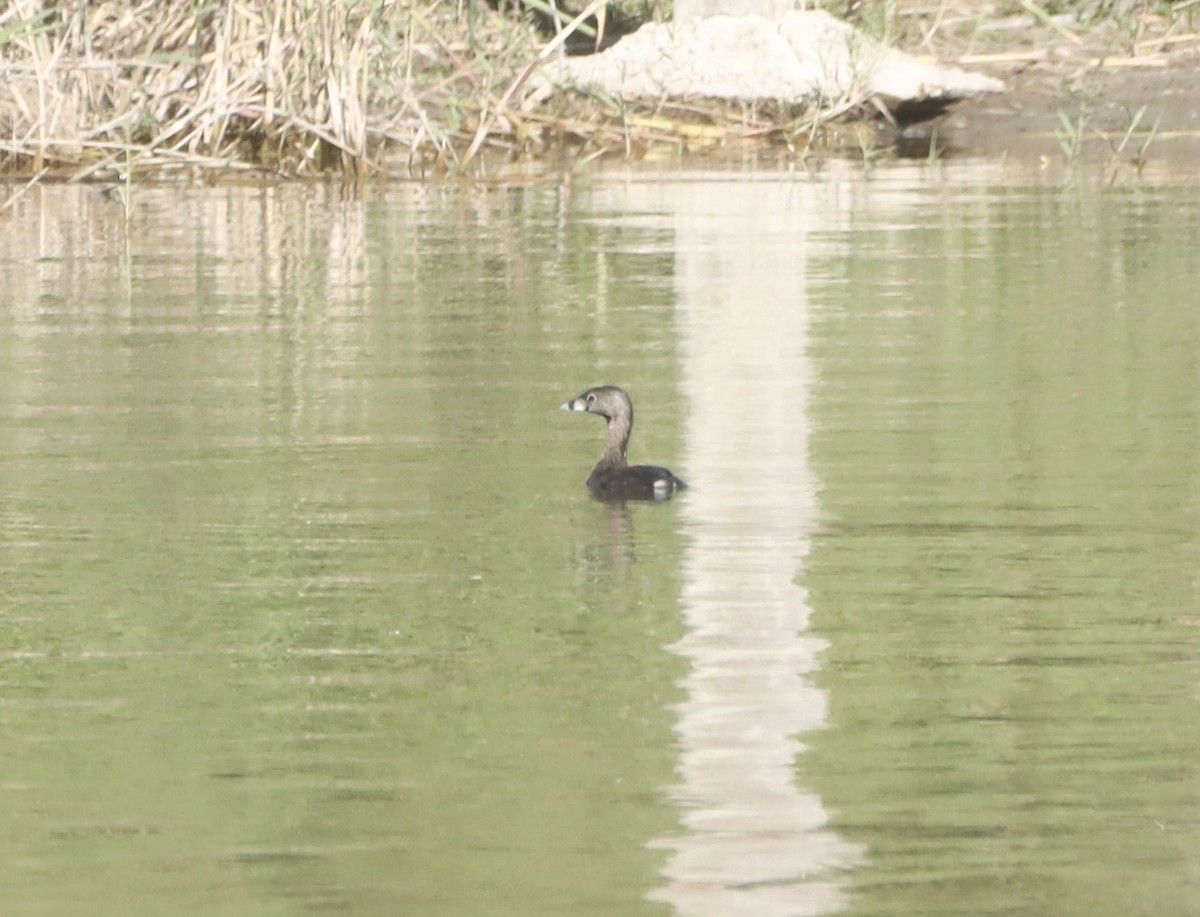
[545,11,1004,108]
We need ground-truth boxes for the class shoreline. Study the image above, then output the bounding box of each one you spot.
[1,3,1198,185]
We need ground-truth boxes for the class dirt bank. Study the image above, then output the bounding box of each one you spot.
[539,5,1200,169]
[934,56,1200,163]
[0,2,1196,183]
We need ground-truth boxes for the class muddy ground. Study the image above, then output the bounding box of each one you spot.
[922,56,1200,164]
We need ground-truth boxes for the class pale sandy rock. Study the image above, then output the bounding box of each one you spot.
[541,11,1004,107]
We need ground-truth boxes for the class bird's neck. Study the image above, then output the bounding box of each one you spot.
[593,413,631,475]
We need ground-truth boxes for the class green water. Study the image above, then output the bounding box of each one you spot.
[0,168,1197,915]
[804,182,1200,915]
[0,184,686,915]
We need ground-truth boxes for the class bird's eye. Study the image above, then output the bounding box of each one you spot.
[585,393,596,404]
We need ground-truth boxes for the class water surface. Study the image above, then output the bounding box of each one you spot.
[1,164,1197,915]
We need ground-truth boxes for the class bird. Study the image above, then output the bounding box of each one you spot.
[560,385,686,501]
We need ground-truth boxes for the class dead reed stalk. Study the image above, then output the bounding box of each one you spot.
[0,0,540,179]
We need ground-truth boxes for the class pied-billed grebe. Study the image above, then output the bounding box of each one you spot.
[560,385,687,501]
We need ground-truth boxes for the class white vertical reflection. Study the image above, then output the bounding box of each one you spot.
[604,172,866,915]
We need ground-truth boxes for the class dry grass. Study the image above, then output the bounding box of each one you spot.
[0,0,544,180]
[0,0,869,179]
[0,1,1196,180]
[856,0,1200,62]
